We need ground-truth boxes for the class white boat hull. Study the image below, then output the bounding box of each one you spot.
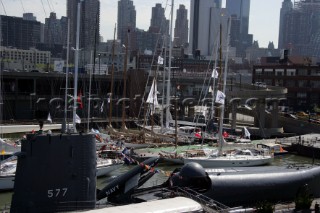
[124,142,154,149]
[183,155,273,168]
[96,162,122,177]
[0,175,15,191]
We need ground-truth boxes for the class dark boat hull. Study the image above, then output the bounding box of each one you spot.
[204,166,320,206]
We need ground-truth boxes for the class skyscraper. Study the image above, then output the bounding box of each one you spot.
[189,0,222,57]
[282,0,320,57]
[226,0,250,35]
[226,0,252,57]
[173,4,189,47]
[67,0,100,64]
[278,0,293,49]
[117,0,136,46]
[44,12,64,46]
[149,3,169,36]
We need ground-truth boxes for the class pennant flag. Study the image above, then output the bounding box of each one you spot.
[77,91,83,109]
[75,113,81,124]
[100,101,104,113]
[209,86,213,93]
[211,68,219,78]
[157,56,164,65]
[47,112,52,123]
[215,90,226,105]
[244,127,251,139]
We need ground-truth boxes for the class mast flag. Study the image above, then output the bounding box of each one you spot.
[211,68,219,78]
[215,90,226,105]
[47,113,52,123]
[75,114,81,124]
[244,127,251,139]
[157,56,164,65]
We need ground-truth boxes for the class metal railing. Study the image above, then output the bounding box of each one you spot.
[175,187,230,213]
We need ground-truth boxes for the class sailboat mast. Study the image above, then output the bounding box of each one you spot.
[108,24,116,128]
[87,11,99,132]
[72,0,82,133]
[161,40,167,132]
[165,0,174,128]
[121,29,129,130]
[87,51,93,132]
[63,19,70,133]
[218,18,231,154]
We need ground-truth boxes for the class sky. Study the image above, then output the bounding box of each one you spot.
[1,0,282,48]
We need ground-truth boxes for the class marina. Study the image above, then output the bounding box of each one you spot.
[1,0,320,212]
[1,146,320,211]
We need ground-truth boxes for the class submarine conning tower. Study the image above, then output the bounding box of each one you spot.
[10,133,97,213]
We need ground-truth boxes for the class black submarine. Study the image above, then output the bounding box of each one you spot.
[10,132,320,212]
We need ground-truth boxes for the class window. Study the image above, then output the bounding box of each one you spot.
[286,80,295,87]
[298,80,307,87]
[310,70,320,76]
[297,92,307,98]
[287,69,296,76]
[297,69,308,76]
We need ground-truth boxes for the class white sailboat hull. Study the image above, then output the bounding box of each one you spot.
[96,164,122,177]
[96,159,123,177]
[183,155,273,168]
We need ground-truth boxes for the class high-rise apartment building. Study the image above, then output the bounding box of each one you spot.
[282,0,320,57]
[67,0,100,64]
[173,4,189,47]
[226,0,252,57]
[117,0,136,46]
[44,12,65,46]
[0,15,41,50]
[189,0,222,57]
[23,13,37,21]
[278,0,293,49]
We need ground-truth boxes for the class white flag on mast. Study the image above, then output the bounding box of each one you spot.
[215,90,226,105]
[47,113,52,123]
[208,86,213,93]
[243,127,251,139]
[157,56,164,65]
[75,114,81,124]
[211,68,219,78]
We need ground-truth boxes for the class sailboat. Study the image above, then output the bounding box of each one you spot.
[183,18,273,168]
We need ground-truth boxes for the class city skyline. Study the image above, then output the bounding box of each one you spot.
[1,0,281,48]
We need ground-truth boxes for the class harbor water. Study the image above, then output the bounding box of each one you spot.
[1,154,320,209]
